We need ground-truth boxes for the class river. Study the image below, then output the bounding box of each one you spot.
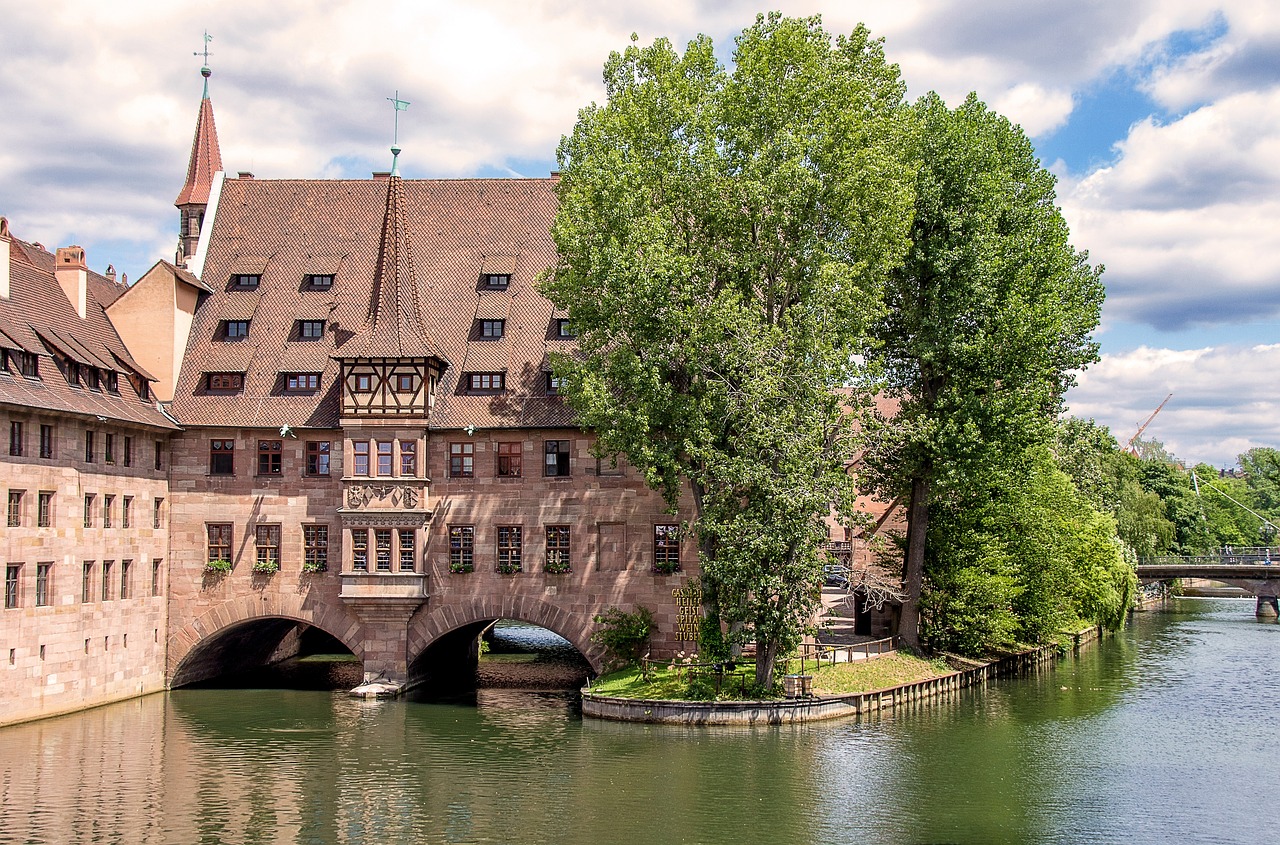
[1,598,1276,844]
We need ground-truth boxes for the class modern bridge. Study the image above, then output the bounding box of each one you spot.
[1136,548,1280,617]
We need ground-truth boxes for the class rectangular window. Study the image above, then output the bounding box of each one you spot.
[120,559,131,600]
[86,368,100,390]
[497,526,523,574]
[153,497,164,529]
[66,360,81,386]
[467,372,504,391]
[353,441,370,476]
[106,372,119,393]
[223,320,250,338]
[547,373,566,395]
[306,441,331,475]
[307,274,334,289]
[480,319,505,339]
[400,440,417,476]
[304,525,328,571]
[377,441,393,476]
[207,524,232,565]
[37,491,53,528]
[209,439,235,474]
[84,494,95,528]
[449,442,474,477]
[375,529,393,572]
[555,318,575,338]
[103,495,114,528]
[233,274,260,287]
[449,526,475,572]
[85,430,95,462]
[123,436,132,467]
[36,563,51,607]
[255,525,281,570]
[546,525,571,573]
[353,373,373,392]
[18,352,38,378]
[497,442,522,477]
[654,524,681,572]
[206,373,244,391]
[7,490,23,527]
[4,565,19,609]
[122,496,132,529]
[101,561,113,601]
[395,373,414,392]
[39,424,54,458]
[398,530,415,572]
[257,439,283,475]
[8,420,22,456]
[298,320,325,339]
[82,562,94,603]
[483,273,510,288]
[352,529,368,572]
[152,559,162,596]
[155,440,164,471]
[544,440,570,477]
[104,433,115,463]
[286,373,320,391]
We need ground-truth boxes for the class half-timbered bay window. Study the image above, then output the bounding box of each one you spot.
[449,442,474,477]
[306,441,331,475]
[497,442,522,477]
[497,527,522,574]
[303,525,328,572]
[545,526,571,573]
[449,526,475,573]
[654,524,681,573]
[209,439,235,475]
[257,440,282,475]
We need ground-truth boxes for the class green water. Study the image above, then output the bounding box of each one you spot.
[1,598,1277,844]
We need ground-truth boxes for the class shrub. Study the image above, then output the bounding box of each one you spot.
[591,606,655,668]
[301,561,327,573]
[204,559,232,573]
[252,559,279,574]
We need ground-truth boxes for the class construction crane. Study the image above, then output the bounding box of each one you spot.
[1126,393,1172,456]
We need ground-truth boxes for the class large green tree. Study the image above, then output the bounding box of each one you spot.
[542,14,915,686]
[860,92,1106,650]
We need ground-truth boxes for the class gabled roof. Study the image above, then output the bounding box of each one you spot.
[170,175,574,430]
[175,96,223,208]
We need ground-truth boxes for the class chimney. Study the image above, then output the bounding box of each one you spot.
[55,245,88,319]
[237,171,254,179]
[105,264,116,283]
[0,217,10,299]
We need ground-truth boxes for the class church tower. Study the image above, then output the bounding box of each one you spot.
[174,38,223,268]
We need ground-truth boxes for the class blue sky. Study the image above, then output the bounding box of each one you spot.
[1,0,1277,466]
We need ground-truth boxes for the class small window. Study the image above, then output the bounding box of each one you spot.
[396,373,415,392]
[106,371,119,393]
[547,373,566,395]
[153,497,164,529]
[39,425,54,459]
[37,491,53,528]
[450,442,474,478]
[257,440,282,475]
[104,433,115,464]
[298,320,325,339]
[544,440,570,477]
[555,318,574,338]
[233,274,260,287]
[497,442,522,477]
[5,564,20,609]
[353,373,374,393]
[223,320,250,339]
[377,441,393,476]
[375,529,393,572]
[467,372,504,391]
[152,559,162,596]
[449,525,475,572]
[66,361,81,386]
[103,495,114,528]
[207,524,232,565]
[85,430,95,462]
[480,320,505,339]
[352,529,368,571]
[398,529,415,572]
[304,525,328,571]
[36,562,52,606]
[7,490,23,527]
[286,373,320,391]
[17,352,39,379]
[207,373,244,391]
[84,494,95,528]
[654,524,681,572]
[306,441,331,475]
[82,562,94,603]
[85,368,100,390]
[546,525,571,573]
[8,420,22,457]
[101,561,113,601]
[209,439,235,475]
[483,273,510,288]
[122,496,132,529]
[154,441,164,471]
[400,440,417,476]
[307,274,334,289]
[497,526,522,573]
[120,559,131,600]
[353,441,369,476]
[123,436,132,467]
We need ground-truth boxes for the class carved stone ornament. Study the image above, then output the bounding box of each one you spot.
[346,484,420,510]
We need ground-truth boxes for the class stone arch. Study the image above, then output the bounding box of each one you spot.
[408,595,606,674]
[167,593,365,687]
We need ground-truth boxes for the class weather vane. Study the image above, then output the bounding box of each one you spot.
[387,90,410,146]
[194,31,214,96]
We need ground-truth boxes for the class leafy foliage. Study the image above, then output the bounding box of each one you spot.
[591,606,656,668]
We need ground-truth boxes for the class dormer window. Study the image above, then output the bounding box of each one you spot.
[206,372,244,391]
[481,319,505,339]
[233,274,260,288]
[223,320,250,339]
[467,372,505,392]
[65,360,81,386]
[286,373,320,391]
[483,273,510,289]
[16,351,39,379]
[547,373,566,395]
[105,371,119,393]
[85,368,100,390]
[555,319,575,338]
[297,320,325,340]
[307,274,334,289]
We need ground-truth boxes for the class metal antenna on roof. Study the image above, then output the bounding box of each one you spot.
[194,31,214,98]
[387,91,410,176]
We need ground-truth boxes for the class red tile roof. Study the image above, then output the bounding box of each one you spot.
[174,97,223,208]
[171,176,575,430]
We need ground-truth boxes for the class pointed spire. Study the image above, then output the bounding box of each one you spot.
[346,148,442,360]
[175,58,223,208]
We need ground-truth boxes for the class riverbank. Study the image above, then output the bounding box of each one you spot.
[581,627,1102,725]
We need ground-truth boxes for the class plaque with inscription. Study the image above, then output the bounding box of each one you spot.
[672,586,702,643]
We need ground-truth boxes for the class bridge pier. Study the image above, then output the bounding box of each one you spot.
[1256,595,1279,619]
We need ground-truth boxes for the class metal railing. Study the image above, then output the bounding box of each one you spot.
[1140,547,1280,567]
[795,636,896,673]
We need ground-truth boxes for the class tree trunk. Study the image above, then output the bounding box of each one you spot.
[755,636,779,690]
[898,474,930,651]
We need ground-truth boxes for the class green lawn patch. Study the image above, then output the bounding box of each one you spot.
[803,653,953,695]
[587,663,766,700]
